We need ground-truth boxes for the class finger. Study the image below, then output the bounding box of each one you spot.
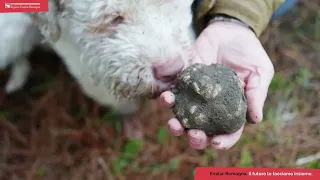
[245,66,274,123]
[246,87,268,123]
[211,124,244,150]
[188,129,210,150]
[168,118,184,136]
[192,28,220,66]
[158,91,175,108]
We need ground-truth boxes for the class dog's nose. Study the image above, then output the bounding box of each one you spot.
[152,56,184,82]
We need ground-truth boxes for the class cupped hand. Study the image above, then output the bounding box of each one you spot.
[159,21,275,150]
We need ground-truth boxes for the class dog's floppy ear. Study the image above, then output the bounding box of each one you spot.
[27,0,64,42]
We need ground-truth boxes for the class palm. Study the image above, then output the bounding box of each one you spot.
[160,21,275,150]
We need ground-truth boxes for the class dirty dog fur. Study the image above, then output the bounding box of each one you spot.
[0,13,44,93]
[25,0,196,121]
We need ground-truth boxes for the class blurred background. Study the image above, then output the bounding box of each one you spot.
[0,0,319,179]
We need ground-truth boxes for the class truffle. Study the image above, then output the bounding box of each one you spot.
[172,63,247,136]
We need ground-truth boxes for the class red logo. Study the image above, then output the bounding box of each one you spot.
[0,0,48,12]
[4,3,11,8]
[195,167,320,180]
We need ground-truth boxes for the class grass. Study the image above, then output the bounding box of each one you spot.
[157,126,169,147]
[307,160,320,169]
[113,139,145,176]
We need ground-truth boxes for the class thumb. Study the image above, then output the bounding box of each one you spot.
[245,66,274,123]
[245,86,268,123]
[188,29,219,69]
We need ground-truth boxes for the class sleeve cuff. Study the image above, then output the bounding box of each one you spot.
[208,0,285,37]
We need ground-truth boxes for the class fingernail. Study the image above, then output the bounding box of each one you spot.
[247,119,257,124]
[246,112,257,124]
[164,95,171,104]
[212,140,221,145]
[190,138,201,145]
[190,131,201,145]
[212,141,228,150]
[169,120,181,131]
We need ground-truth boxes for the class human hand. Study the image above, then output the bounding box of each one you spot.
[159,21,275,150]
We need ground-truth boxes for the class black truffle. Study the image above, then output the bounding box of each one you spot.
[172,63,247,136]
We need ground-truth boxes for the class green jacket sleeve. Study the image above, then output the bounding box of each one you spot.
[205,0,285,37]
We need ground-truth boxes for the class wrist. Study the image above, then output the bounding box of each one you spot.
[208,14,256,36]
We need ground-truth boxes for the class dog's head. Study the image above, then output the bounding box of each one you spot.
[30,0,196,100]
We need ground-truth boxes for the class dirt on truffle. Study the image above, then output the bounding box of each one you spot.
[173,63,247,136]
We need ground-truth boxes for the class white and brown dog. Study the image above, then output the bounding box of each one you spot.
[0,0,196,138]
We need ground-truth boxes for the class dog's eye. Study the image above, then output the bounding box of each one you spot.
[111,15,124,26]
[87,12,125,34]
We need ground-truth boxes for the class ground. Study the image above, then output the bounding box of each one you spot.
[0,1,319,179]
